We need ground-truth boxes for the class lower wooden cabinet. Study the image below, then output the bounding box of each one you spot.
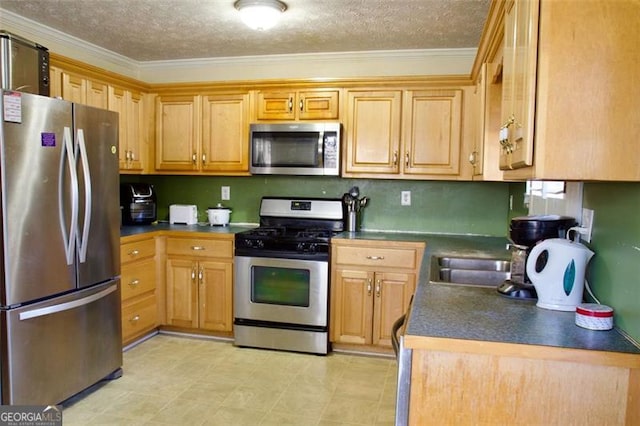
[165,236,233,333]
[120,235,158,345]
[330,239,425,349]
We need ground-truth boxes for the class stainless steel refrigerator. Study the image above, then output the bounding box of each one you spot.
[0,90,122,405]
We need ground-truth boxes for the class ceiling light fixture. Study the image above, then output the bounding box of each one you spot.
[234,0,287,31]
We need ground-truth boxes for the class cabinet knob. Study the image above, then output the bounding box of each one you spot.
[192,153,197,164]
[129,315,140,323]
[367,279,372,295]
[376,280,381,297]
[202,153,206,164]
[405,152,410,167]
[191,246,205,251]
[288,97,293,112]
[392,151,398,166]
[299,99,304,112]
[128,249,140,257]
[366,255,385,260]
[129,279,140,287]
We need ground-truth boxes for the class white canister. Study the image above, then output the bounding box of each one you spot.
[575,303,614,330]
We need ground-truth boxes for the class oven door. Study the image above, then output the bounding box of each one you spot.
[234,255,328,327]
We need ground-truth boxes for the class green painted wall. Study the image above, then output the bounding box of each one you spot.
[582,182,640,342]
[122,175,513,236]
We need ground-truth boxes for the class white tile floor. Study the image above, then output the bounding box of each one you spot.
[62,334,398,425]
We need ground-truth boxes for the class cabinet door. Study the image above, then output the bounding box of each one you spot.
[403,90,462,176]
[198,260,233,332]
[344,90,402,175]
[256,91,296,120]
[166,258,198,328]
[298,89,339,120]
[500,0,539,170]
[372,272,415,347]
[331,269,374,345]
[126,90,144,171]
[108,86,129,170]
[61,73,86,104]
[156,95,201,171]
[201,93,250,173]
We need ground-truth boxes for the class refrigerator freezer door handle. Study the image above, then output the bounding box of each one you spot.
[76,129,92,263]
[59,126,78,266]
[18,285,117,321]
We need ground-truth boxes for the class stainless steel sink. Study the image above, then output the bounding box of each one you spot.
[430,256,510,287]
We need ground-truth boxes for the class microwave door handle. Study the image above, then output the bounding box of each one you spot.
[318,130,324,163]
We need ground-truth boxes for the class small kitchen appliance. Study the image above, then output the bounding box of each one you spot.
[207,203,232,226]
[498,215,576,299]
[169,204,198,225]
[526,238,594,311]
[120,183,157,225]
[234,197,345,354]
[249,122,340,176]
[0,31,50,95]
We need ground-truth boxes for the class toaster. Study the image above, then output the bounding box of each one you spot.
[169,204,198,225]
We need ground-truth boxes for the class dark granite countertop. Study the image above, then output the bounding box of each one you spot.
[335,231,640,355]
[120,222,256,238]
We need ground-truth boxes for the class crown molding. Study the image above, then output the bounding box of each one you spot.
[1,7,476,83]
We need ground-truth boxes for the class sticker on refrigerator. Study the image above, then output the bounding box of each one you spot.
[3,91,22,123]
[41,133,56,147]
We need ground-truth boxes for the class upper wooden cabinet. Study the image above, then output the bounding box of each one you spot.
[50,58,151,174]
[470,62,504,181]
[60,71,108,109]
[109,86,145,172]
[155,92,250,174]
[344,90,402,175]
[256,89,339,121]
[344,89,465,179]
[485,0,640,180]
[201,93,250,173]
[498,0,538,171]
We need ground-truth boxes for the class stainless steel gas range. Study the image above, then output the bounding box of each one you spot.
[233,197,345,355]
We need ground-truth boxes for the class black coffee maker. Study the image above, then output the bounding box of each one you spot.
[498,215,576,299]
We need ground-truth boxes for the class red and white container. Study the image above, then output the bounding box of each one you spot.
[575,303,614,330]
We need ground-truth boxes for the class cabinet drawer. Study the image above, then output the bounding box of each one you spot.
[121,258,156,301]
[120,238,156,264]
[334,245,419,269]
[166,238,233,259]
[122,293,157,340]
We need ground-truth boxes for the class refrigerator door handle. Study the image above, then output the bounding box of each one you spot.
[76,129,92,263]
[59,126,78,266]
[18,284,117,321]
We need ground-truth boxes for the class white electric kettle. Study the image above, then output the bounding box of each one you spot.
[526,238,594,311]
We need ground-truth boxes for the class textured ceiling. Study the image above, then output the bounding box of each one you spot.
[0,0,490,62]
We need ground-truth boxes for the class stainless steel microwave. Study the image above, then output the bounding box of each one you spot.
[249,123,340,176]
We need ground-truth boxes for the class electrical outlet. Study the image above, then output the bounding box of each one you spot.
[221,186,230,201]
[401,191,411,206]
[581,208,594,243]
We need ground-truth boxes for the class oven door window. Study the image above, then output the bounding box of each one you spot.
[251,265,310,307]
